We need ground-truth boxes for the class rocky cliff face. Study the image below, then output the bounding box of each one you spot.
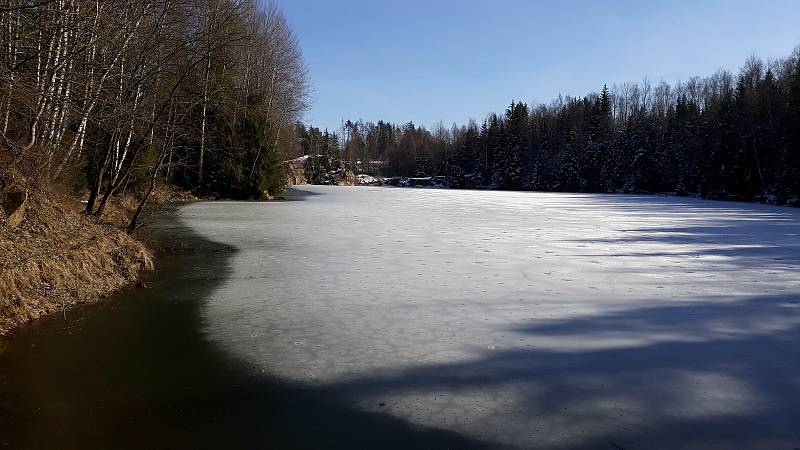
[284,155,357,187]
[285,157,308,185]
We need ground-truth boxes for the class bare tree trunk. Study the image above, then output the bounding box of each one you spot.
[2,9,19,134]
[128,151,167,232]
[86,133,117,214]
[198,52,211,182]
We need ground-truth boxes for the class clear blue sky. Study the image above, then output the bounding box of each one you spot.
[276,0,800,131]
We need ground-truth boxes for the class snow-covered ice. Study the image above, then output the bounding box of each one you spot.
[176,186,800,449]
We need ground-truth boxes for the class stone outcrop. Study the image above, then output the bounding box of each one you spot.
[284,155,360,187]
[336,168,356,186]
[285,157,308,185]
[2,189,28,228]
[356,174,381,186]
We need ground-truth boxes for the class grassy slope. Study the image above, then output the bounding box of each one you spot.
[0,188,157,336]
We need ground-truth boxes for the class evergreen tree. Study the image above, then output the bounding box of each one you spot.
[322,47,800,206]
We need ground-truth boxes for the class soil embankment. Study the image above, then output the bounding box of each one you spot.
[0,184,190,336]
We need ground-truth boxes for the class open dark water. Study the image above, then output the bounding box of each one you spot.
[0,195,487,450]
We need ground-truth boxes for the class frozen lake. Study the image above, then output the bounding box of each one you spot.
[190,186,800,449]
[2,185,799,449]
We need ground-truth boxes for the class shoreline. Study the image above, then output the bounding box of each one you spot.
[296,178,800,208]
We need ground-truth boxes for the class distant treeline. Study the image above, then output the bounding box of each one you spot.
[296,49,800,204]
[0,0,308,229]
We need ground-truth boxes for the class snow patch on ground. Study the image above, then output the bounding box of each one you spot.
[356,174,377,184]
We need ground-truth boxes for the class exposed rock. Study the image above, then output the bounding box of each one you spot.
[356,174,381,186]
[283,155,361,187]
[336,169,356,186]
[284,156,308,186]
[2,190,28,228]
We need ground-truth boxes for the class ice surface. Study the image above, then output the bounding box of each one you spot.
[176,186,800,449]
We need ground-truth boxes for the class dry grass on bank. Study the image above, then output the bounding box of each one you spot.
[0,182,192,336]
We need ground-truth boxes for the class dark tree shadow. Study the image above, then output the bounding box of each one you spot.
[281,186,326,202]
[318,293,800,449]
[560,195,800,272]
